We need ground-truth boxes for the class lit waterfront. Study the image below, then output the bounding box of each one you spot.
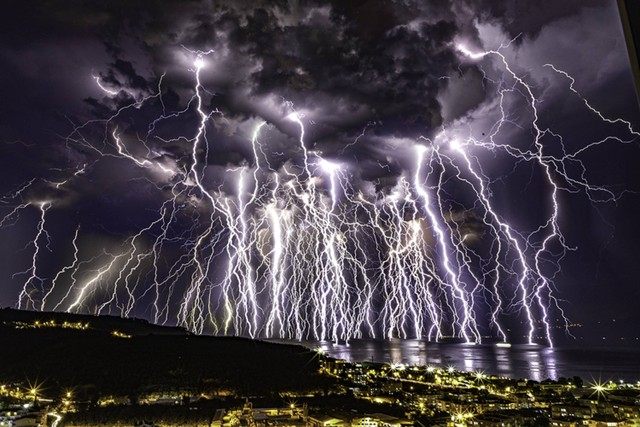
[293,340,640,382]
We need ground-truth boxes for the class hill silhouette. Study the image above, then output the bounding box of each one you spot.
[0,308,331,400]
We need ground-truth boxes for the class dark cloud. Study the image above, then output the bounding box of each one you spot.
[0,0,639,331]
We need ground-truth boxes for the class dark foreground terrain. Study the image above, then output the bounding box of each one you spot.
[0,308,331,400]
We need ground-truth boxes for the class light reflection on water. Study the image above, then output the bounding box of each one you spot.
[301,340,640,382]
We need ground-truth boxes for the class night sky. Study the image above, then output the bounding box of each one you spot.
[1,0,639,342]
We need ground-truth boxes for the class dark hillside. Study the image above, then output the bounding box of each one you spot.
[0,308,331,399]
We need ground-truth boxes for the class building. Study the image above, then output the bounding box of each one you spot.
[587,415,627,427]
[469,412,517,427]
[352,414,412,427]
[307,415,348,427]
[550,417,585,427]
[551,405,593,420]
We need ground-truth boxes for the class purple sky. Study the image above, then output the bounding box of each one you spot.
[0,0,639,342]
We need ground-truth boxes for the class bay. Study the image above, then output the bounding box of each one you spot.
[285,339,640,383]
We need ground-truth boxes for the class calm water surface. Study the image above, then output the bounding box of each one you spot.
[291,339,640,382]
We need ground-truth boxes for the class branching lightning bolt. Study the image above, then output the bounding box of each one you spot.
[1,38,637,347]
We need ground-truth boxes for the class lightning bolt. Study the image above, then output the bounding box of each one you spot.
[2,38,637,347]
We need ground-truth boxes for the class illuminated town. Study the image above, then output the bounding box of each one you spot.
[2,332,640,427]
[1,312,639,427]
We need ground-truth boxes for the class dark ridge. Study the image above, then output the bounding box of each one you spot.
[0,307,188,336]
[0,308,334,400]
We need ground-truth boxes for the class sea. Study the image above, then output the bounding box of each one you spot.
[287,339,640,383]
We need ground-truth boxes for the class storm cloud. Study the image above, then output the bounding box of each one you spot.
[0,0,639,337]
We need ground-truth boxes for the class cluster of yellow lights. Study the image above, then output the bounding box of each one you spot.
[61,391,75,413]
[452,411,475,426]
[111,330,132,339]
[19,320,90,330]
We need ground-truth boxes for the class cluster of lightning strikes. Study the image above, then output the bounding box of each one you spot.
[3,43,638,347]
